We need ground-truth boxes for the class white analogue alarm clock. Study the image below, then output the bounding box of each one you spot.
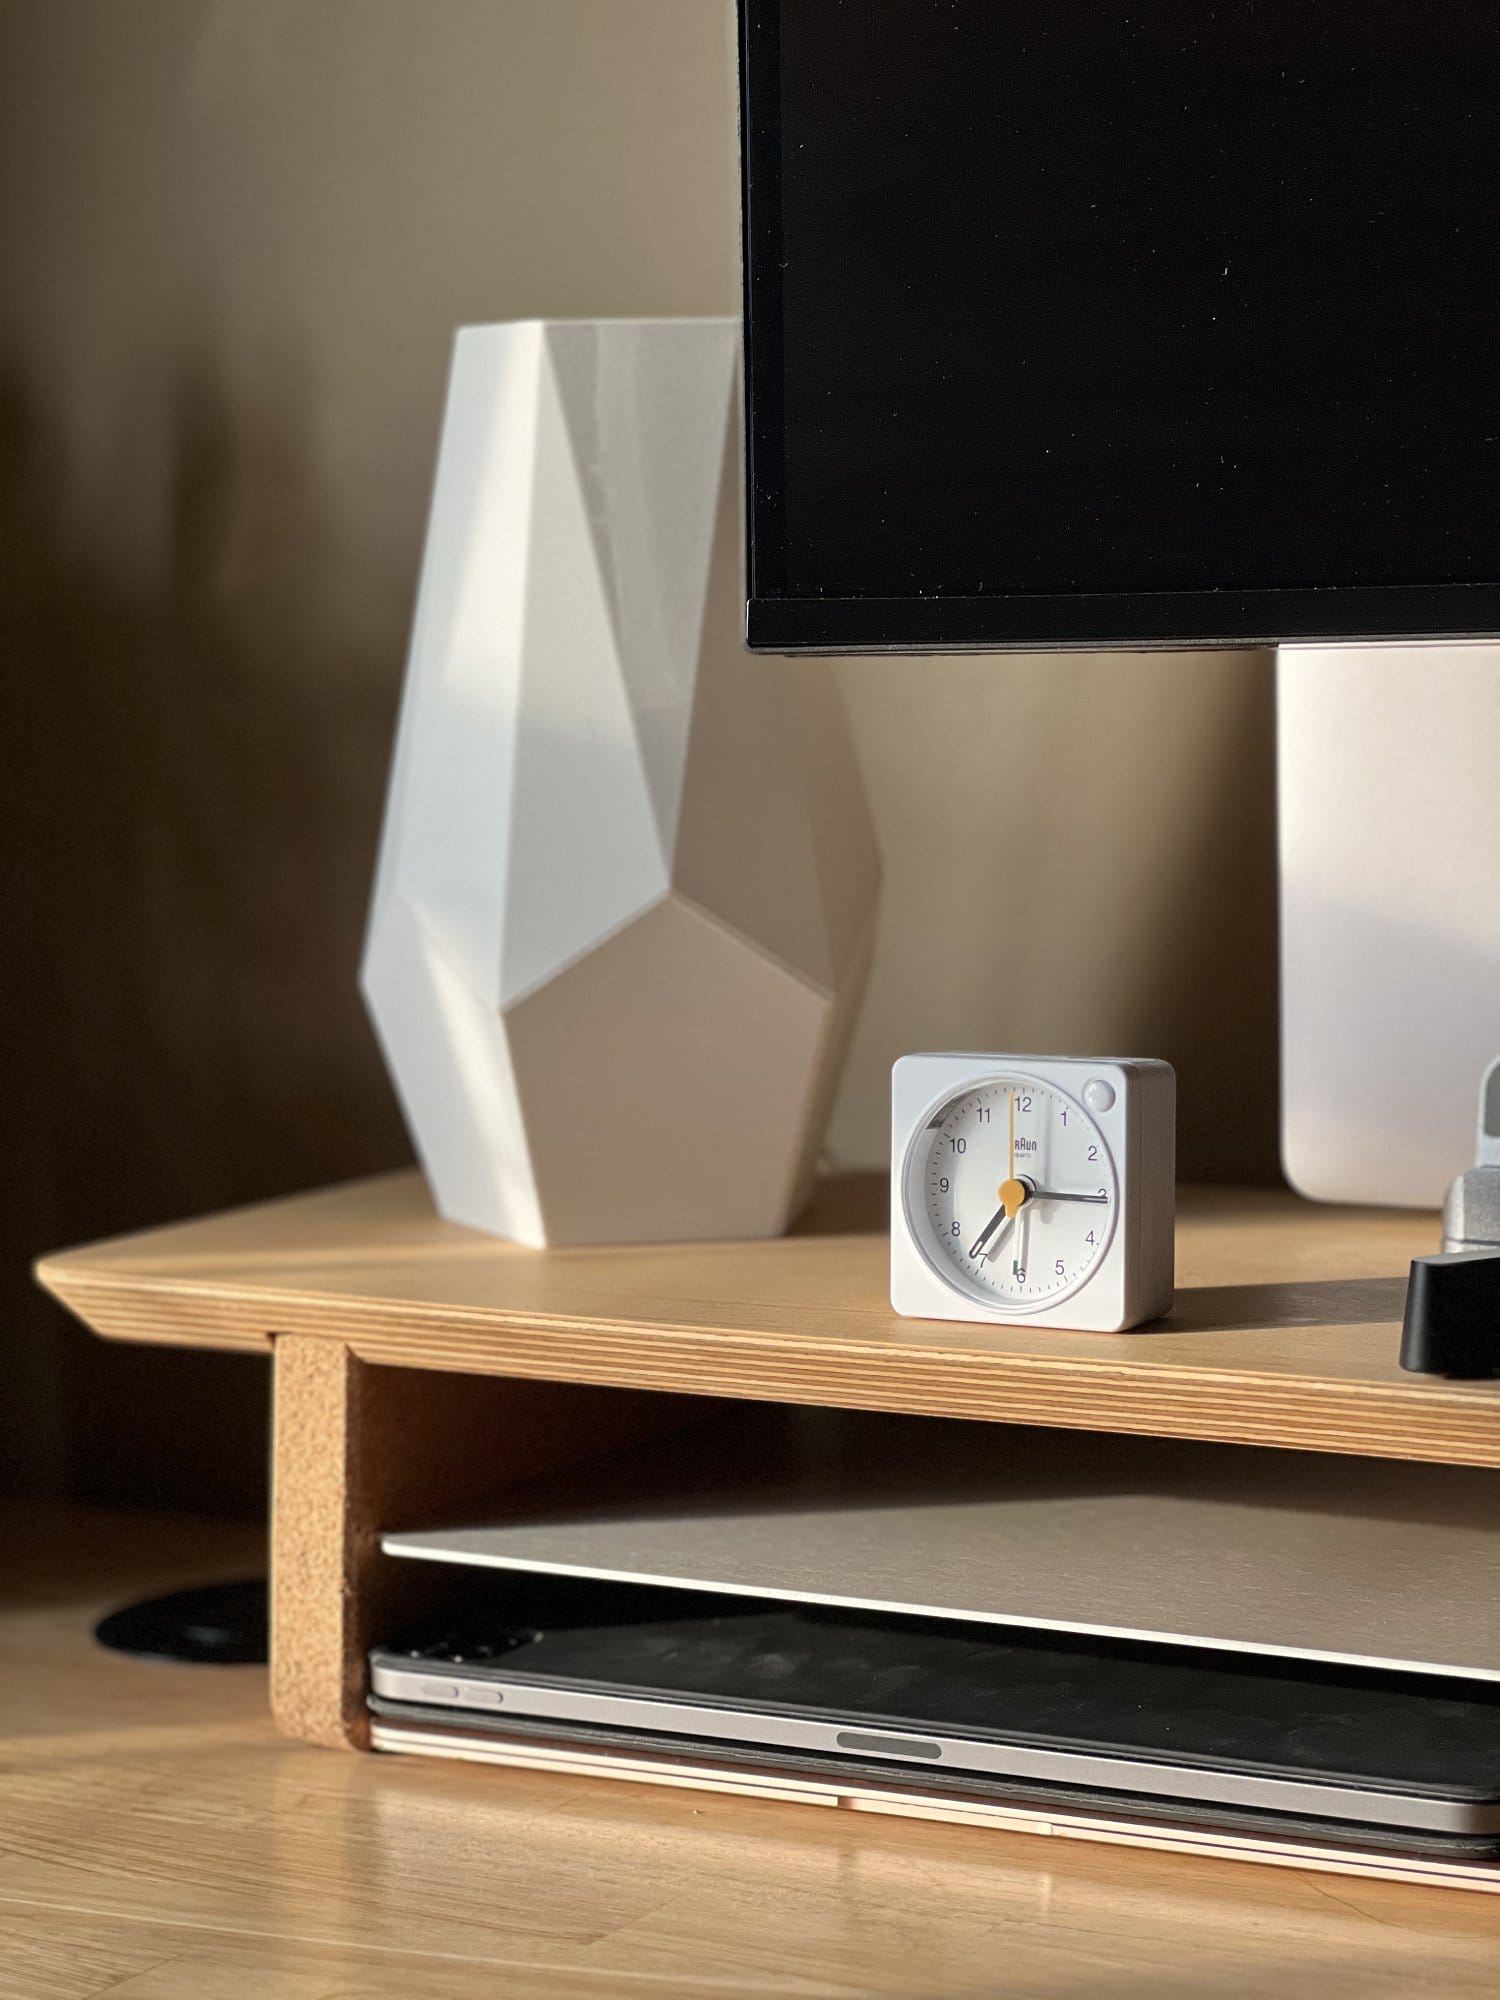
[891,1053,1176,1331]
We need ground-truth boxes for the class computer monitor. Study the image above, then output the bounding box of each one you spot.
[737,2,1500,1208]
[737,1,1500,655]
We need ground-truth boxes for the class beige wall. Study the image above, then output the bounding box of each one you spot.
[1,1,1277,1503]
[828,647,1276,1179]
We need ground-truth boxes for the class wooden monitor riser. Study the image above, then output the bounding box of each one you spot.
[35,1174,1500,1891]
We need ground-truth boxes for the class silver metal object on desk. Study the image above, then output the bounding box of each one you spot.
[1442,1057,1500,1254]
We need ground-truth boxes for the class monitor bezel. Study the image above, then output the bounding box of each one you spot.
[737,0,1500,655]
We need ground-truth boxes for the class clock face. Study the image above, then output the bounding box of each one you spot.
[902,1075,1118,1312]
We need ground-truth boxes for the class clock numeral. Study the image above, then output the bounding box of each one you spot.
[976,1106,990,1123]
[1055,1259,1066,1277]
[1014,1266,1026,1283]
[951,1220,962,1237]
[1060,1108,1068,1125]
[950,1137,967,1154]
[1017,1095,1032,1112]
[1086,1230,1096,1246]
[1098,1187,1107,1199]
[1088,1145,1098,1161]
[938,1176,949,1193]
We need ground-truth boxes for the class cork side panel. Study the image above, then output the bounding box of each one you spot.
[270,1336,364,1749]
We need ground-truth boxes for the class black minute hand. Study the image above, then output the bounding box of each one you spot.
[1029,1188,1109,1203]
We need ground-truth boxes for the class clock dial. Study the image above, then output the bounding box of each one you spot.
[903,1075,1117,1311]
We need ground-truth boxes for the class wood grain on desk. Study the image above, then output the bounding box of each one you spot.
[36,1175,1500,1464]
[3,1505,1500,1999]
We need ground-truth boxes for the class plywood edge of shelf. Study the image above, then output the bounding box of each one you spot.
[34,1265,276,1353]
[33,1171,1500,1466]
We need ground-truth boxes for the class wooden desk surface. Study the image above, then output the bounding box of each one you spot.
[4,1506,1500,1999]
[37,1174,1500,1463]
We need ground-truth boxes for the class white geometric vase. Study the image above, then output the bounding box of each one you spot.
[361,319,880,1245]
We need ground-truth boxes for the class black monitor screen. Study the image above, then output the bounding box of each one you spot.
[739,1,1500,650]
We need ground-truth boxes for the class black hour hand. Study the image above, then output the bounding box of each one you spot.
[968,1205,1013,1260]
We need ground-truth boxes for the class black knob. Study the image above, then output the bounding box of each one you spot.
[1399,1252,1500,1379]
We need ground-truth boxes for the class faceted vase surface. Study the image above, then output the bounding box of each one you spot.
[362,319,880,1245]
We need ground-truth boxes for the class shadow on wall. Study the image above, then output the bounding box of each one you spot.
[1124,657,1279,1185]
[829,646,1280,1185]
[0,354,412,1510]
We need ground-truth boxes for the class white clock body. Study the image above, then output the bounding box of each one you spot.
[891,1053,1175,1332]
